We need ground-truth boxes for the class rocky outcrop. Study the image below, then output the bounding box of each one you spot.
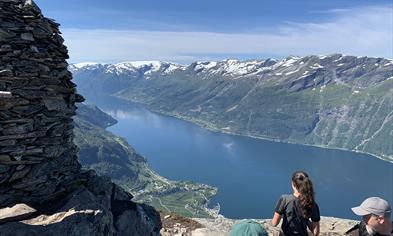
[0,0,161,235]
[160,213,358,236]
[0,171,161,235]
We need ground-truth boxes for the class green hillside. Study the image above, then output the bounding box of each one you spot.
[73,104,218,217]
[72,55,393,162]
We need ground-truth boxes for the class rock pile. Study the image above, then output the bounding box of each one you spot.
[0,0,83,205]
[0,0,161,235]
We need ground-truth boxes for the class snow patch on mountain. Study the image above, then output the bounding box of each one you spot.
[73,62,101,68]
[310,63,324,69]
[222,60,264,75]
[285,69,300,75]
[272,56,300,70]
[165,64,186,73]
[70,54,393,81]
[194,62,218,72]
[112,61,162,73]
[384,60,393,66]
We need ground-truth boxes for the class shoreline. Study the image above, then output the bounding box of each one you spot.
[115,94,393,164]
[96,94,391,220]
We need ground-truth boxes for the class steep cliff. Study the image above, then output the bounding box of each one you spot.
[0,0,161,235]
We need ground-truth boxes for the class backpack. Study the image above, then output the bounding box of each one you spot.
[282,199,309,236]
[230,220,268,236]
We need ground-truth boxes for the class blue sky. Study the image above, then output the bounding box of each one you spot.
[35,0,393,63]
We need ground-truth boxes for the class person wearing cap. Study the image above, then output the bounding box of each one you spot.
[346,197,393,236]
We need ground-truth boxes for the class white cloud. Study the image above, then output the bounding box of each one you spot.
[63,5,393,63]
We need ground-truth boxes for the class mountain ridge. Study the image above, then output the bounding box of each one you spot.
[70,54,392,79]
[71,54,393,162]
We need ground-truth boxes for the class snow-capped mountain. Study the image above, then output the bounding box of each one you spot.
[70,54,392,97]
[70,54,392,82]
[71,54,393,162]
[69,61,186,77]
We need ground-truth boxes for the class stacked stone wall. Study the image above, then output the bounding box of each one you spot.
[0,1,161,235]
[0,0,85,207]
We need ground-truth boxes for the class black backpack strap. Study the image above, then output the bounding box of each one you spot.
[288,200,308,235]
[345,223,360,235]
[346,221,374,236]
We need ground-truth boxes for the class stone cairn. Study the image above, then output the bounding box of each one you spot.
[0,0,161,235]
[0,0,84,207]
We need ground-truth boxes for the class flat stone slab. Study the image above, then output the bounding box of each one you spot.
[0,204,36,224]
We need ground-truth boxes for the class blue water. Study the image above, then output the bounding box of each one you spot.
[87,95,393,220]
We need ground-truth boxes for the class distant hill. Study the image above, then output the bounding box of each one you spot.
[71,54,393,162]
[74,104,218,217]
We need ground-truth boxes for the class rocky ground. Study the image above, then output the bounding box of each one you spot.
[160,213,358,236]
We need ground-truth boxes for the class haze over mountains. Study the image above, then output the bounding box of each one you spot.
[71,54,393,162]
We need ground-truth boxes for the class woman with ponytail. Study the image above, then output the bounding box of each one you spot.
[272,171,320,236]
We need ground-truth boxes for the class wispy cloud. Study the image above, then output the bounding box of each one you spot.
[63,5,393,63]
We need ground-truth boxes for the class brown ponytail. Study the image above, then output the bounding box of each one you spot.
[292,171,315,218]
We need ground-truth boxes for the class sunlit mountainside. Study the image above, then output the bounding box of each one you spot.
[71,54,393,162]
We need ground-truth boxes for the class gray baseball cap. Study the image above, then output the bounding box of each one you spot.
[352,197,392,217]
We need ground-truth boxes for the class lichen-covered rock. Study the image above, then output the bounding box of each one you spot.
[0,0,161,235]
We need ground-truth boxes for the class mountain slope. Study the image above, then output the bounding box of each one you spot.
[74,104,218,217]
[71,55,393,162]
